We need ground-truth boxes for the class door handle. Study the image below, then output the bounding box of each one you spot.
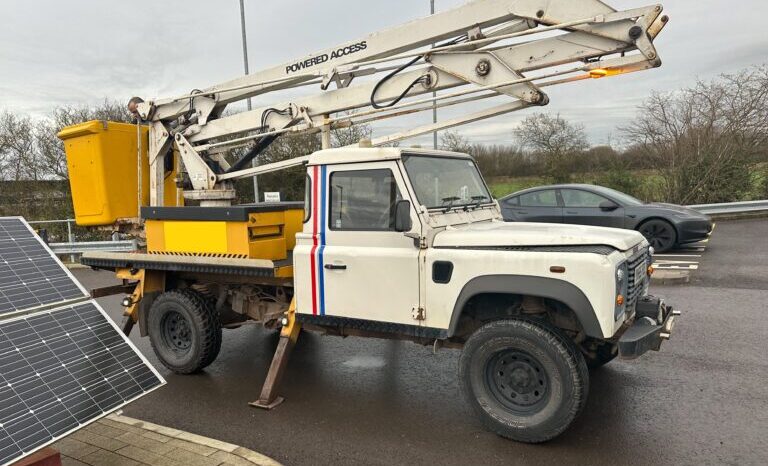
[566,211,578,215]
[324,264,347,270]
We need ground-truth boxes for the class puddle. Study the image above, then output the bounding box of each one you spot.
[342,356,386,369]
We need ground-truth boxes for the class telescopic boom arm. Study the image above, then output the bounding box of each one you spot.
[132,0,668,206]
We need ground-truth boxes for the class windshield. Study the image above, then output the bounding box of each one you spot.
[402,155,492,209]
[596,187,643,206]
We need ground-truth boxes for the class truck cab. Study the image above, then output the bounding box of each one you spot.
[295,147,501,332]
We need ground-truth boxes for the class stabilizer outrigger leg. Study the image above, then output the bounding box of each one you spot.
[122,317,135,336]
[249,299,301,410]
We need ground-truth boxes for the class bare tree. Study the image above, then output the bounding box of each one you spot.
[211,114,374,202]
[0,112,38,181]
[623,66,768,204]
[35,100,132,180]
[246,132,322,201]
[472,143,534,178]
[514,113,588,182]
[440,131,472,153]
[331,121,373,147]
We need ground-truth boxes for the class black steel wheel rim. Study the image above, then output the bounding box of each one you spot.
[160,310,192,354]
[485,349,549,414]
[640,222,674,251]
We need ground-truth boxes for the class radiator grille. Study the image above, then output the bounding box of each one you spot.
[626,247,649,306]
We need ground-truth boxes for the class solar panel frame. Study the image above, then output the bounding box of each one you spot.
[0,300,165,466]
[0,217,89,318]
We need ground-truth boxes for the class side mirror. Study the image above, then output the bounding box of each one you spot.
[599,200,619,211]
[395,200,413,232]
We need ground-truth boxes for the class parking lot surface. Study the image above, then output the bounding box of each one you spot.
[653,240,707,271]
[74,218,768,465]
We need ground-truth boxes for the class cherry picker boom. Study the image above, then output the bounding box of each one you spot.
[128,0,668,207]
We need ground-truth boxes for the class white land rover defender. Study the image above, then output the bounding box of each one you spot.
[292,147,678,442]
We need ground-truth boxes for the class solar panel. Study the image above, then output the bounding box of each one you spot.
[0,301,164,466]
[0,217,165,465]
[0,218,88,317]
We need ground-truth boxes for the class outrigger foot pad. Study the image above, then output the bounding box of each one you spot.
[249,396,285,410]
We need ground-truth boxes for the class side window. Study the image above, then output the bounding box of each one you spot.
[518,190,558,207]
[504,196,519,207]
[561,189,608,208]
[329,169,402,231]
[303,174,311,223]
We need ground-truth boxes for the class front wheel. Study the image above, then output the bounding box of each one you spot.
[459,319,589,443]
[638,219,677,253]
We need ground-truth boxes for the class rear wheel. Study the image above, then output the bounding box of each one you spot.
[148,289,222,374]
[638,219,677,253]
[459,319,589,443]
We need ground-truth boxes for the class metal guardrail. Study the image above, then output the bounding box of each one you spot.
[48,240,138,255]
[688,200,768,215]
[27,218,139,261]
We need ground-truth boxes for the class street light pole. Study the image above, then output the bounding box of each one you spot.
[239,0,252,112]
[431,0,438,150]
[239,0,260,201]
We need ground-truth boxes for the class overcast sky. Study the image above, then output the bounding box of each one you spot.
[1,0,766,146]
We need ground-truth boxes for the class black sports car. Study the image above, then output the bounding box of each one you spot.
[499,184,713,252]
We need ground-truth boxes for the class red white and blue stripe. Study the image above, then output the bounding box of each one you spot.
[309,165,327,315]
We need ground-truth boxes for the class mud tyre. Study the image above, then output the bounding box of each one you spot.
[147,289,222,374]
[459,318,589,443]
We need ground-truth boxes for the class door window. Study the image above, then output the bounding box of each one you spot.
[518,190,558,207]
[329,169,402,231]
[504,196,520,207]
[303,174,311,223]
[561,189,609,208]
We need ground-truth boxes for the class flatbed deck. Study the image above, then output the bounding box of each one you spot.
[81,251,294,279]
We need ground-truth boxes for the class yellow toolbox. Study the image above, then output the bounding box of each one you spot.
[141,204,305,261]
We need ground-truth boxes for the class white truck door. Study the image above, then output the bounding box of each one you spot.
[295,161,421,325]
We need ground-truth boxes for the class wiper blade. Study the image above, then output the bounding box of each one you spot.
[441,196,461,213]
[470,195,489,210]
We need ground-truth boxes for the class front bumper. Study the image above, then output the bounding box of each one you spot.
[677,218,714,244]
[618,295,678,359]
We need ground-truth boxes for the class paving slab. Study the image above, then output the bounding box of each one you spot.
[50,414,281,466]
[651,268,691,284]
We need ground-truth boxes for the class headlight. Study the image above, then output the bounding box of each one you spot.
[615,262,629,321]
[646,247,654,271]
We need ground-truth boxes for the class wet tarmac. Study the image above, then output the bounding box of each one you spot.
[75,218,768,465]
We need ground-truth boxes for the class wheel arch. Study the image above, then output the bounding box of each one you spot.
[447,275,603,339]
